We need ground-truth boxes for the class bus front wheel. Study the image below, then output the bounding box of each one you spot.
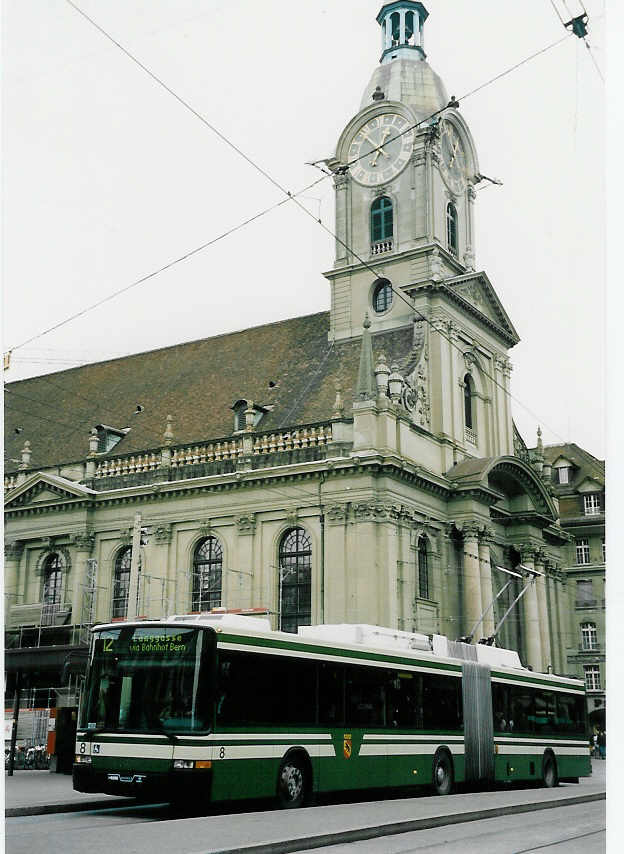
[277,754,308,808]
[432,749,454,796]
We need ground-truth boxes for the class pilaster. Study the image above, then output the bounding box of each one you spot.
[478,528,495,638]
[534,550,551,672]
[520,545,542,671]
[462,522,483,639]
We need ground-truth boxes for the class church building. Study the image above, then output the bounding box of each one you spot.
[5,3,572,701]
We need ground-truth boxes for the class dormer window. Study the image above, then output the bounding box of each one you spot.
[95,424,128,453]
[231,400,267,433]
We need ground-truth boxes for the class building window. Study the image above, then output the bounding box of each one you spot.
[112,547,132,618]
[463,374,474,431]
[556,466,571,485]
[192,536,223,612]
[575,579,594,608]
[575,538,590,565]
[278,528,312,634]
[584,664,601,692]
[583,494,601,515]
[447,202,458,256]
[581,622,598,651]
[372,278,393,313]
[405,10,415,43]
[390,11,400,43]
[42,553,63,606]
[371,197,393,245]
[417,536,429,600]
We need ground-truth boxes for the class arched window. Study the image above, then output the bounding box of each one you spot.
[42,553,63,606]
[192,536,223,612]
[447,202,458,255]
[390,11,400,43]
[371,197,394,246]
[405,10,415,43]
[279,528,312,633]
[464,374,474,431]
[372,278,393,313]
[112,546,132,618]
[417,536,429,600]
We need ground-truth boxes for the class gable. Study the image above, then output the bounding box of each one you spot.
[444,272,520,346]
[577,477,603,494]
[4,472,96,509]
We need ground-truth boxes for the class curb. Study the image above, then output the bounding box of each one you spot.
[207,791,606,854]
[6,797,138,817]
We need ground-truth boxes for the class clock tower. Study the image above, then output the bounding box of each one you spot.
[325,1,481,342]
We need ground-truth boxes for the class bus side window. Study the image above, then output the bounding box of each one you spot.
[492,682,510,732]
[319,663,345,726]
[534,691,556,735]
[509,685,533,734]
[423,674,462,732]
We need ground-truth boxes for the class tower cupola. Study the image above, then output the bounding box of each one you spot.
[376,2,428,64]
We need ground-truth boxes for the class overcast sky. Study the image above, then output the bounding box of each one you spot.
[2,0,607,458]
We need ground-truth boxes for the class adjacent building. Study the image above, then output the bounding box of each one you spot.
[533,442,606,729]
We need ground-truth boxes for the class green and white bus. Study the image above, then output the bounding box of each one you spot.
[73,614,591,806]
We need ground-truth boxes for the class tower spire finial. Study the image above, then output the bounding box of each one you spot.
[376,2,429,64]
[356,313,375,401]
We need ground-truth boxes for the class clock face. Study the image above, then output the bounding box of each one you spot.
[439,120,467,194]
[347,113,414,187]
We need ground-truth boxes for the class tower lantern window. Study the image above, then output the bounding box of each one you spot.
[391,12,400,44]
[405,11,415,43]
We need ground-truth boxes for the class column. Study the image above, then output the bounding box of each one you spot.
[535,551,552,671]
[478,529,495,639]
[399,9,406,44]
[235,516,257,611]
[462,523,483,640]
[520,546,542,671]
[4,540,25,608]
[554,566,568,674]
[545,562,560,673]
[71,531,95,639]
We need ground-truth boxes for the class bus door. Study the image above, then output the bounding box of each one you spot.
[462,661,494,784]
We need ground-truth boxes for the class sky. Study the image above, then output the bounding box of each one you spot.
[1,0,608,459]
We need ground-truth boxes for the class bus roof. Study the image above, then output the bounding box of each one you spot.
[90,613,585,689]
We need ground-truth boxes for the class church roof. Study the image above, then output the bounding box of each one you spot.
[4,312,414,474]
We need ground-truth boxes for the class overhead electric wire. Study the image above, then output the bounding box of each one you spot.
[6,7,577,447]
[7,177,325,354]
[7,9,571,357]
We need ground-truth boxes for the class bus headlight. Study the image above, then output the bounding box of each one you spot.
[173,759,195,769]
[75,755,92,764]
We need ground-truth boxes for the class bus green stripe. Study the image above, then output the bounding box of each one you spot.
[217,632,461,672]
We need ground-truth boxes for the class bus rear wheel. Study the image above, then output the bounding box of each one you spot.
[433,750,454,796]
[277,755,307,808]
[542,754,559,788]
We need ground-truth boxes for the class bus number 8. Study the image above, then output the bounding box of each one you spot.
[219,747,225,759]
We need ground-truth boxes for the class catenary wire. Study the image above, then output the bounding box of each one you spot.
[7,177,325,353]
[6,11,577,446]
[7,15,572,356]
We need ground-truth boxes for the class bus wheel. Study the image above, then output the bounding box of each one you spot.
[433,749,454,796]
[542,753,559,788]
[277,754,307,808]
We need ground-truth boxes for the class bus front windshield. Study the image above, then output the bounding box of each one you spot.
[80,626,213,734]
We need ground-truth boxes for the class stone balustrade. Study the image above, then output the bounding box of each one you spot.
[4,423,338,490]
[371,239,393,256]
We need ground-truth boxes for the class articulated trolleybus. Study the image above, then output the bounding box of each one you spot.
[74,614,590,806]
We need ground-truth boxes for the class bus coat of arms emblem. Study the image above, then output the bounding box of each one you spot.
[343,733,352,759]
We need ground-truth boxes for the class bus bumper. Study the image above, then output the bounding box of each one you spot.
[73,764,212,802]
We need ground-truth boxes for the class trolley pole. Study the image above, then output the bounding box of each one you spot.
[126,512,142,620]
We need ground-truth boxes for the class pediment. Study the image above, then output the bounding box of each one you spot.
[577,477,603,494]
[444,272,520,345]
[4,472,96,509]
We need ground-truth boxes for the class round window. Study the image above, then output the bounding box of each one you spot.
[372,279,393,314]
